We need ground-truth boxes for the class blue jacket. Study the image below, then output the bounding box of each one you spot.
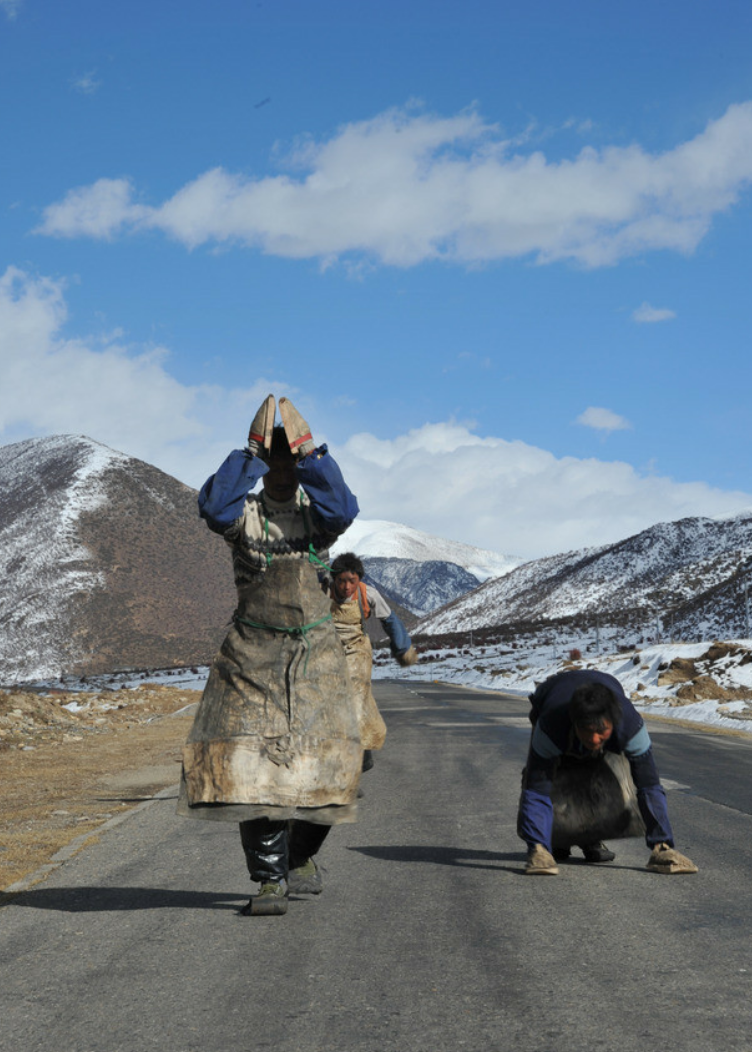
[198,445,359,537]
[518,669,674,850]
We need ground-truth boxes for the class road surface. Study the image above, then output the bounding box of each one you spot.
[1,680,751,1052]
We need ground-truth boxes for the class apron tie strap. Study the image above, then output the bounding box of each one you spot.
[233,613,332,675]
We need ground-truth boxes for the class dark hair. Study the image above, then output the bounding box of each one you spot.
[268,425,293,460]
[330,552,364,579]
[568,682,622,731]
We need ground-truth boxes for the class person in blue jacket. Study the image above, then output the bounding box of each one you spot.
[517,669,698,876]
[178,395,363,915]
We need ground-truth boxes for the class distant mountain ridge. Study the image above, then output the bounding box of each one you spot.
[361,557,482,617]
[417,513,752,643]
[6,435,748,683]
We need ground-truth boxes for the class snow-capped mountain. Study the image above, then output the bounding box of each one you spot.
[331,519,518,615]
[0,435,236,682]
[331,519,519,582]
[417,513,752,643]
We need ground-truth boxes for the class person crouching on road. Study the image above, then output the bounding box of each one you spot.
[517,669,698,876]
[329,553,417,773]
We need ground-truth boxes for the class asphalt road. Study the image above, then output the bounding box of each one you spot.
[2,680,752,1052]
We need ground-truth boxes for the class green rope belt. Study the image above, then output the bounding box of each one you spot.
[233,612,333,675]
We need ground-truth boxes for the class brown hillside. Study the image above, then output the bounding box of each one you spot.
[70,458,236,674]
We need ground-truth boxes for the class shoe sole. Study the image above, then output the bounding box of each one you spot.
[288,878,323,894]
[242,899,288,916]
[646,862,698,874]
[248,395,275,453]
[278,397,313,455]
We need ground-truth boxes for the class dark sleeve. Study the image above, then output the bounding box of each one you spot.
[295,444,359,534]
[527,672,565,726]
[628,747,661,791]
[198,449,267,534]
[628,748,675,847]
[380,612,412,657]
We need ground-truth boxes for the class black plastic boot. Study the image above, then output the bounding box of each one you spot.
[239,819,290,916]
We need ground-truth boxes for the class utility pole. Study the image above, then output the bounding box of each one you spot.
[745,581,750,640]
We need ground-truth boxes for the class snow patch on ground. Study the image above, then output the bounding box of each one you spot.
[371,636,752,734]
[23,637,752,737]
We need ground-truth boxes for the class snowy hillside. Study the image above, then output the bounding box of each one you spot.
[0,436,125,680]
[0,434,235,683]
[416,513,752,643]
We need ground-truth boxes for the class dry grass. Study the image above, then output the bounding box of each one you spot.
[0,685,198,891]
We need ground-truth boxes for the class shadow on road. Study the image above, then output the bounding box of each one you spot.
[350,845,651,876]
[1,886,245,912]
[350,844,523,873]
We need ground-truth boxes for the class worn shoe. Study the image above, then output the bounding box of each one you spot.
[278,396,315,458]
[525,844,559,875]
[240,879,289,916]
[646,843,698,874]
[247,394,275,458]
[288,858,323,895]
[581,842,616,864]
[396,645,418,667]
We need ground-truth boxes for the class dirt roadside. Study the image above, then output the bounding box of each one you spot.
[0,684,199,893]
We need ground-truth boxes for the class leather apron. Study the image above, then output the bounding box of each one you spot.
[330,596,387,751]
[179,557,362,824]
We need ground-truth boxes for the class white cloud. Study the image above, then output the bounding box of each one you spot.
[575,407,632,433]
[2,267,750,563]
[632,301,677,323]
[34,100,752,268]
[35,178,149,240]
[72,70,101,95]
[0,266,289,481]
[335,423,752,560]
[0,0,21,20]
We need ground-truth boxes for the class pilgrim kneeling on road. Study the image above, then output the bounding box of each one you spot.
[517,669,698,876]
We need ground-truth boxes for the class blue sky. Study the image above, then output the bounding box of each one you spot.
[2,0,752,559]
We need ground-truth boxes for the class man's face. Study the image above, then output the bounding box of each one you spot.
[332,571,360,602]
[262,455,298,502]
[574,720,614,753]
